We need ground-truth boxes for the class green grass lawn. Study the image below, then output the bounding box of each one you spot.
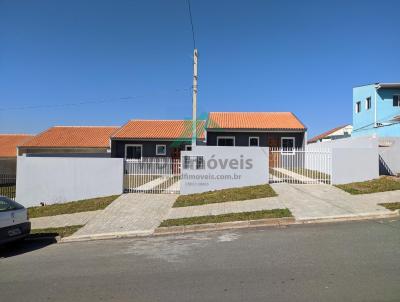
[336,176,400,195]
[290,168,331,181]
[0,184,16,199]
[28,195,120,218]
[159,208,292,227]
[173,184,277,208]
[30,225,83,238]
[378,202,400,211]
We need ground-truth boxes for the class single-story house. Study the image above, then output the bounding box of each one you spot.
[308,124,353,144]
[0,134,33,175]
[206,112,307,148]
[111,120,206,159]
[18,126,119,157]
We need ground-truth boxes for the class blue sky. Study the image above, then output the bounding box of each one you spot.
[0,0,399,137]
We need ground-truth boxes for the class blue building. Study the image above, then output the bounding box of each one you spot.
[352,83,400,137]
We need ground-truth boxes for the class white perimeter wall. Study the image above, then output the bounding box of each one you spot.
[307,136,379,149]
[309,135,400,176]
[378,137,400,175]
[181,146,269,195]
[331,148,379,185]
[16,156,123,207]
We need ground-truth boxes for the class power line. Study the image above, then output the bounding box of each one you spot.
[186,0,196,49]
[0,88,191,112]
[352,111,400,133]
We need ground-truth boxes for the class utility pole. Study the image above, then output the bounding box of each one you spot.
[191,48,198,147]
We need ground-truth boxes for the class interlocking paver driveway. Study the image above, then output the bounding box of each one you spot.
[70,194,177,238]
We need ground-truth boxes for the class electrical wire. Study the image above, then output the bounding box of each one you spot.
[186,0,196,49]
[0,88,191,112]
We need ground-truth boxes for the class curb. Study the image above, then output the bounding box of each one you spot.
[296,209,400,225]
[25,235,61,243]
[60,230,153,243]
[154,211,400,236]
[58,210,399,243]
[154,217,296,236]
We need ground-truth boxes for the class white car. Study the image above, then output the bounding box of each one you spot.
[0,196,31,245]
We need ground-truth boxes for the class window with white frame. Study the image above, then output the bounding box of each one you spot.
[217,136,235,146]
[365,97,371,110]
[249,136,259,146]
[356,101,361,113]
[281,137,295,154]
[156,144,166,156]
[125,144,142,160]
[393,95,400,107]
[183,155,205,170]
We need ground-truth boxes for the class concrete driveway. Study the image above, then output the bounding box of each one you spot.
[271,183,396,221]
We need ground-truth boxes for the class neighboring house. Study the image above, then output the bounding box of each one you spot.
[111,120,206,159]
[308,125,353,144]
[0,134,33,174]
[352,83,400,137]
[206,112,307,148]
[18,126,119,157]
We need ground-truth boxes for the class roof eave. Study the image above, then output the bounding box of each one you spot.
[111,137,205,141]
[206,128,306,132]
[375,83,400,89]
[18,146,110,149]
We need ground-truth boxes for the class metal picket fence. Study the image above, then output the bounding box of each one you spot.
[0,174,16,200]
[269,148,332,184]
[124,158,181,194]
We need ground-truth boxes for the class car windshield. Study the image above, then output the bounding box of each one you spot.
[0,196,24,212]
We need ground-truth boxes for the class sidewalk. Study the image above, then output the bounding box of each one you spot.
[31,210,101,229]
[167,183,398,222]
[33,184,399,242]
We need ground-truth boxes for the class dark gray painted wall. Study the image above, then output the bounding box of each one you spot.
[111,140,193,158]
[0,158,17,175]
[206,131,305,148]
[112,132,305,158]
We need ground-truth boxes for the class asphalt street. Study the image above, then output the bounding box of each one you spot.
[1,218,400,302]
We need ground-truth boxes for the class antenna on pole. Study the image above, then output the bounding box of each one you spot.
[191,48,198,147]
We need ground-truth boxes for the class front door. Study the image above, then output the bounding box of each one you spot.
[268,137,280,168]
[171,148,181,160]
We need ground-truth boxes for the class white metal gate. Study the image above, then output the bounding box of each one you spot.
[124,158,181,194]
[269,148,332,184]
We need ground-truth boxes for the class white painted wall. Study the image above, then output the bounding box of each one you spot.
[180,146,269,195]
[307,136,379,149]
[16,156,123,207]
[331,148,379,184]
[379,139,400,175]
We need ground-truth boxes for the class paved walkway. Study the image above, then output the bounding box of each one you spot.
[167,183,398,221]
[31,211,101,229]
[33,184,399,241]
[65,193,177,240]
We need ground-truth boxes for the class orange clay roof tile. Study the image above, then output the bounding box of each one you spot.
[308,124,350,143]
[207,112,306,130]
[112,120,206,140]
[0,134,34,157]
[20,126,119,148]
